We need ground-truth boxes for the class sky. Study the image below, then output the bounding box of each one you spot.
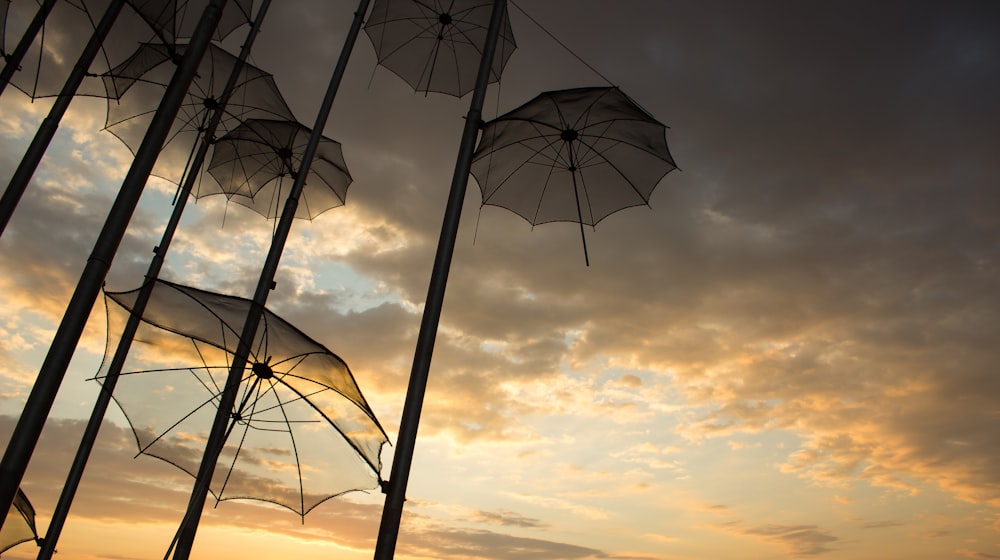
[1,0,999,559]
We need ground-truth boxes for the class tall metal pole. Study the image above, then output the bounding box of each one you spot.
[0,0,127,238]
[169,2,370,557]
[0,0,228,533]
[373,1,507,558]
[0,0,57,97]
[34,3,272,558]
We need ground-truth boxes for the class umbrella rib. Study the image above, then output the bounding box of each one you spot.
[373,12,440,66]
[249,384,325,418]
[271,380,306,517]
[527,148,564,226]
[478,122,571,171]
[108,284,246,359]
[277,379,384,474]
[237,368,303,418]
[579,120,673,161]
[479,128,570,209]
[243,354,325,417]
[103,365,220,377]
[477,117,563,152]
[573,134,660,210]
[136,385,226,456]
[192,340,224,397]
[570,119,616,167]
[216,377,262,506]
[573,113,671,209]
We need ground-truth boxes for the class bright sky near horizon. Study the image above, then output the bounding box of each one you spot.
[2,1,1000,559]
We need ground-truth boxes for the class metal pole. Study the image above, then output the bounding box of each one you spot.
[34,3,272,557]
[0,0,57,97]
[373,1,507,558]
[169,1,370,557]
[0,0,227,533]
[0,0,127,238]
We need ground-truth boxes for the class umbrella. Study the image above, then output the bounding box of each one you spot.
[100,278,387,517]
[129,0,252,46]
[364,0,516,97]
[470,86,678,265]
[0,488,38,555]
[205,118,352,220]
[0,0,145,99]
[28,6,278,559]
[0,0,228,535]
[103,41,295,185]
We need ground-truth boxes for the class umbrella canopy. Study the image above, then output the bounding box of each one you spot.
[471,86,678,264]
[0,488,38,555]
[103,41,295,185]
[205,118,353,220]
[100,279,387,517]
[364,0,516,97]
[1,0,150,99]
[129,0,253,46]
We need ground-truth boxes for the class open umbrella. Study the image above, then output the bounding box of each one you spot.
[0,0,144,99]
[471,85,678,265]
[130,0,252,46]
[205,118,352,220]
[103,41,295,185]
[0,488,38,555]
[0,0,229,536]
[100,278,387,517]
[364,0,516,97]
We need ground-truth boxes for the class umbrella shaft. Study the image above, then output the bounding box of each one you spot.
[568,145,590,266]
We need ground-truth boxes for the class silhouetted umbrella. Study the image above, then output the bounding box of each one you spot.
[100,279,387,517]
[7,0,255,98]
[103,41,294,184]
[364,0,516,97]
[471,86,678,265]
[130,0,252,45]
[1,0,145,99]
[0,488,38,555]
[205,118,352,220]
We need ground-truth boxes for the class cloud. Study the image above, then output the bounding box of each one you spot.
[0,414,614,560]
[468,509,549,529]
[957,550,1000,560]
[743,524,838,557]
[400,527,608,560]
[714,522,839,557]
